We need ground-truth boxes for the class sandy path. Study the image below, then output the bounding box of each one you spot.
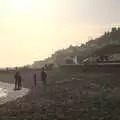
[0,81,29,105]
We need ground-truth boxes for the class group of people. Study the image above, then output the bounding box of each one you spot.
[14,67,47,90]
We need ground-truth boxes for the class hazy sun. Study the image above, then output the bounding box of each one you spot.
[11,0,33,5]
[10,0,34,12]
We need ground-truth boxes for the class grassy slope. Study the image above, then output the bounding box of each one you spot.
[0,69,120,119]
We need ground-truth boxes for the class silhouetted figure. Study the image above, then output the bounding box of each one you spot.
[6,67,8,71]
[14,71,19,90]
[18,73,22,90]
[41,67,47,85]
[15,67,18,71]
[14,71,22,90]
[33,73,37,87]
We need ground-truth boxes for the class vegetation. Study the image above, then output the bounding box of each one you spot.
[0,68,120,119]
[32,27,120,67]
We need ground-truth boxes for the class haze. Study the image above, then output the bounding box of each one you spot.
[0,0,120,67]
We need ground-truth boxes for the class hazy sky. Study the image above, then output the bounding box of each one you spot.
[0,0,120,67]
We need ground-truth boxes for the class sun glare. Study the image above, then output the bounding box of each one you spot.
[10,0,34,12]
[11,0,33,5]
[9,0,54,16]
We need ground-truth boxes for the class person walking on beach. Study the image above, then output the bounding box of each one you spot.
[18,72,22,90]
[14,71,19,90]
[14,71,22,90]
[41,67,47,85]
